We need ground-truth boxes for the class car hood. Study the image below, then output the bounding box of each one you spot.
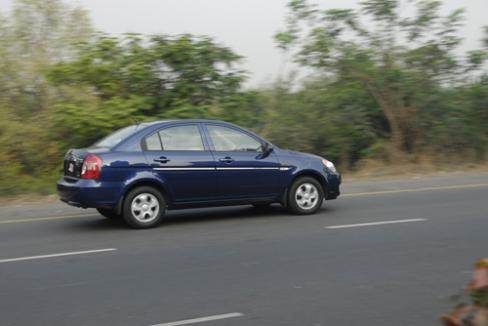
[279,149,323,160]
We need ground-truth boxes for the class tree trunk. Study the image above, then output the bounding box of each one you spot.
[360,78,405,159]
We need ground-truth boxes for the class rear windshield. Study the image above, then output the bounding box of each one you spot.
[93,125,139,148]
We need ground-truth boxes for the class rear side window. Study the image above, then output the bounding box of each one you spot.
[144,125,205,151]
[93,125,138,148]
[145,133,162,151]
[207,125,262,152]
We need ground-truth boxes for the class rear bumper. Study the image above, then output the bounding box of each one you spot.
[57,177,121,209]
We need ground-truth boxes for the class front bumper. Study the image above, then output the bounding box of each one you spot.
[325,172,341,200]
[57,176,120,209]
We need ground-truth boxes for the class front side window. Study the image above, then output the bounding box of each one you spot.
[207,125,262,152]
[144,125,204,151]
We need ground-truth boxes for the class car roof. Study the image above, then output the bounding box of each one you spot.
[139,119,238,129]
[140,119,228,125]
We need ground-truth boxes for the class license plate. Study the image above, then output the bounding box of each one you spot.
[68,163,74,173]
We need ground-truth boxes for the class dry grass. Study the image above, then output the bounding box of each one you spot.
[0,194,59,206]
[346,158,488,182]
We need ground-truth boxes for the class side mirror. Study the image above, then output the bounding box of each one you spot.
[261,143,273,156]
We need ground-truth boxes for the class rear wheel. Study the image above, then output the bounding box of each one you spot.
[122,186,166,229]
[96,208,119,219]
[287,177,324,215]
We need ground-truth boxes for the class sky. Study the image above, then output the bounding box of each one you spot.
[0,0,486,87]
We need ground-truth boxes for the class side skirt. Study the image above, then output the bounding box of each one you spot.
[168,196,280,210]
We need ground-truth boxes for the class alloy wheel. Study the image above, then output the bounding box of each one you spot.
[295,183,319,210]
[130,193,160,223]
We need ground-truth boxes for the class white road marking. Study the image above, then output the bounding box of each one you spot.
[0,248,117,264]
[150,312,244,326]
[326,218,426,229]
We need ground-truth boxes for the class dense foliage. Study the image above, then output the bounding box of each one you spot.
[47,33,244,147]
[0,0,486,195]
[275,0,488,159]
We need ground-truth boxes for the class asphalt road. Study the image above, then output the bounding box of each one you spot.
[1,173,487,326]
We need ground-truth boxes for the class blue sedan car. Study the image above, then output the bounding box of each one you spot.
[57,120,341,228]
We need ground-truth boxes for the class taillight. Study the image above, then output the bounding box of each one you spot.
[81,154,102,179]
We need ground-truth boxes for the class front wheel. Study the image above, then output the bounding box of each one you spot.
[287,177,324,215]
[122,186,166,229]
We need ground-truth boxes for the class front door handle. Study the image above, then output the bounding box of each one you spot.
[154,156,170,163]
[219,157,234,163]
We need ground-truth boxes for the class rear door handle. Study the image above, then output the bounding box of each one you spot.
[219,157,234,163]
[154,156,170,163]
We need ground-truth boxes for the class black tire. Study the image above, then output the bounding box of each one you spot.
[287,177,324,215]
[96,208,120,219]
[122,186,166,229]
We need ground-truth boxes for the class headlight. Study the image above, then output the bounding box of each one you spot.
[322,159,337,174]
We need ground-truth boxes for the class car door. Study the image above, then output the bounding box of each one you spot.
[142,123,217,203]
[204,123,282,199]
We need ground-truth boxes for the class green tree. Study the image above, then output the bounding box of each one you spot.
[0,0,93,194]
[262,77,380,169]
[276,0,487,156]
[48,33,245,147]
[4,0,92,115]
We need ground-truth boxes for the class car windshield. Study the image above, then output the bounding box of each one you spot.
[93,125,139,148]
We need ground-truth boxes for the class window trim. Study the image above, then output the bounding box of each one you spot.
[142,131,163,151]
[204,123,265,153]
[141,123,207,152]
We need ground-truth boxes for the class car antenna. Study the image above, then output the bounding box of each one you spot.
[131,117,141,130]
